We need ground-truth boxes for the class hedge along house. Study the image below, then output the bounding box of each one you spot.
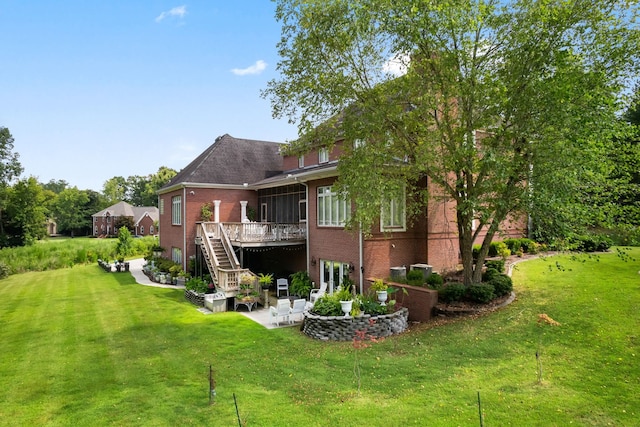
[157,133,526,301]
[92,201,159,237]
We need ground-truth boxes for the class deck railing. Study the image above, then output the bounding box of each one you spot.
[219,222,306,243]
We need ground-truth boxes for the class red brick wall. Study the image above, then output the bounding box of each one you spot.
[306,177,360,286]
[136,214,157,236]
[159,187,258,269]
[364,279,438,322]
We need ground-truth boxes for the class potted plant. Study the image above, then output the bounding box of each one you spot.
[290,271,312,298]
[176,270,189,287]
[258,273,274,290]
[336,282,354,316]
[371,278,389,306]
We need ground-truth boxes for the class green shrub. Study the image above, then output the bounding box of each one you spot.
[406,269,425,286]
[359,296,388,315]
[503,238,522,253]
[185,277,208,293]
[485,259,505,273]
[489,274,513,297]
[0,261,9,279]
[438,282,467,303]
[482,267,500,282]
[472,244,481,260]
[311,294,342,316]
[426,272,444,289]
[468,283,495,303]
[488,242,499,257]
[606,224,640,246]
[571,234,613,252]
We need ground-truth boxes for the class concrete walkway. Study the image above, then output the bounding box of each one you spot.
[127,258,298,329]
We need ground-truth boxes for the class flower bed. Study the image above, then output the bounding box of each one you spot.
[302,307,409,341]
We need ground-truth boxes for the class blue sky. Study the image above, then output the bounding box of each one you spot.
[0,2,299,192]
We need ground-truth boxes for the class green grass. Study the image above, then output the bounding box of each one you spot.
[0,248,638,426]
[0,236,157,275]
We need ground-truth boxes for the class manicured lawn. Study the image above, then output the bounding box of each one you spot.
[0,249,638,426]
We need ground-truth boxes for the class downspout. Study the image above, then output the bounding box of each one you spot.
[359,223,364,295]
[183,187,187,269]
[301,183,310,273]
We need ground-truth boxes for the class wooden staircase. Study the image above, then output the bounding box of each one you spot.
[197,222,253,298]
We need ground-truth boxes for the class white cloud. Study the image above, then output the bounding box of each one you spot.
[155,5,187,23]
[383,53,409,77]
[231,60,267,76]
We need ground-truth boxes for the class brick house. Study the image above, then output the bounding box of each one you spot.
[92,201,159,237]
[157,133,526,299]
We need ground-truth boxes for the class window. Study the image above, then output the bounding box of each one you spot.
[298,155,304,168]
[140,225,145,235]
[317,186,350,226]
[318,147,329,163]
[381,190,406,231]
[171,247,182,264]
[172,196,182,225]
[150,225,155,234]
[299,200,307,223]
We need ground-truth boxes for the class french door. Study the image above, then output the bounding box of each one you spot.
[320,260,350,294]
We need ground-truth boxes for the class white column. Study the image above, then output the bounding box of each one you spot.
[213,200,221,223]
[240,201,249,223]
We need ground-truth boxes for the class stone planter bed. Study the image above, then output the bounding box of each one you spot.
[303,307,409,341]
[184,289,205,307]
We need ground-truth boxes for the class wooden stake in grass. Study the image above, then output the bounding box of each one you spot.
[477,391,484,427]
[208,365,216,405]
[233,393,242,427]
[536,350,543,384]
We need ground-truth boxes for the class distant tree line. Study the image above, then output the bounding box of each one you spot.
[0,126,176,246]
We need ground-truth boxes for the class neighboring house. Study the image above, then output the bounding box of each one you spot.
[46,218,58,236]
[157,133,526,298]
[92,201,159,237]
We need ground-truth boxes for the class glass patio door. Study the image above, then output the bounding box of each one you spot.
[320,260,349,294]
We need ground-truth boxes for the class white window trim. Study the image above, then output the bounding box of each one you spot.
[172,196,182,225]
[317,186,350,227]
[298,155,304,168]
[318,147,329,164]
[381,189,406,232]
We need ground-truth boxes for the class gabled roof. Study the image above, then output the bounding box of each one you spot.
[92,201,159,224]
[93,201,135,218]
[131,206,159,225]
[159,134,285,192]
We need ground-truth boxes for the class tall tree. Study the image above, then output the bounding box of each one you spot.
[102,176,127,204]
[52,187,90,237]
[41,179,69,194]
[2,177,47,246]
[0,127,24,239]
[264,0,640,285]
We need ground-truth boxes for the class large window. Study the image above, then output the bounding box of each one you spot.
[317,186,350,227]
[172,196,182,225]
[172,247,182,264]
[318,147,329,163]
[381,190,406,231]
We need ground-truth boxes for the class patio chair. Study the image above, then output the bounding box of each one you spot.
[309,282,327,304]
[276,278,289,297]
[270,299,291,326]
[289,299,307,323]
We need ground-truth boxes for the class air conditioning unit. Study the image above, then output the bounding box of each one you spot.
[390,266,406,280]
[410,264,433,280]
